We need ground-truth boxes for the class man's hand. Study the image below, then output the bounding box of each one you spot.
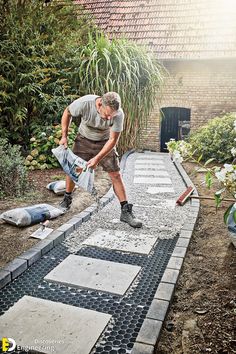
[59,137,68,148]
[87,157,99,169]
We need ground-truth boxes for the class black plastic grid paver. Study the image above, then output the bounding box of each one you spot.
[0,234,178,354]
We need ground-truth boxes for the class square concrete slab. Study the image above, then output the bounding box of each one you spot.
[82,228,158,255]
[134,177,172,185]
[135,160,164,165]
[131,342,154,354]
[136,156,163,160]
[154,283,175,301]
[176,237,190,248]
[143,151,162,154]
[134,170,169,177]
[45,255,141,295]
[167,257,183,270]
[136,318,162,346]
[147,299,169,321]
[161,269,179,284]
[134,164,166,170]
[172,246,187,258]
[147,187,175,194]
[145,199,176,210]
[0,295,111,354]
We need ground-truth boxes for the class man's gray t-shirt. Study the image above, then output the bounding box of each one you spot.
[68,95,124,141]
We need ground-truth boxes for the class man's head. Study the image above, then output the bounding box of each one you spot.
[97,92,121,120]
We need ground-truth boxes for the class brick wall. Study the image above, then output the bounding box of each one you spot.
[139,59,236,151]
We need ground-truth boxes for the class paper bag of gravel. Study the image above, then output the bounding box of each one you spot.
[0,204,64,227]
[47,180,78,195]
[52,145,94,193]
[47,180,66,195]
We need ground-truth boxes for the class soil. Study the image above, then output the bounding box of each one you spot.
[1,161,235,353]
[156,162,236,354]
[0,166,111,268]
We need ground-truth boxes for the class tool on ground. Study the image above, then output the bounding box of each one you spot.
[30,219,53,239]
[177,186,235,206]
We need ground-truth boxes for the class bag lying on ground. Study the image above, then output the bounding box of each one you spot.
[52,145,94,193]
[47,180,66,195]
[47,180,78,195]
[0,204,64,227]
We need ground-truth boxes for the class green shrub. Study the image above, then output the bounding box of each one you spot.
[0,0,91,145]
[190,113,236,163]
[0,139,28,198]
[25,122,77,170]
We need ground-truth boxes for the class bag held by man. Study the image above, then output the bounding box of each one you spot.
[52,145,94,193]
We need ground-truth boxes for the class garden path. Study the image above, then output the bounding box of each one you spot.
[0,152,199,354]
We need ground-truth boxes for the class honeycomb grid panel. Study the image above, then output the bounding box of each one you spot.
[0,237,178,354]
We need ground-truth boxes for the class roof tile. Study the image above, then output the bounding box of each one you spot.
[75,0,236,59]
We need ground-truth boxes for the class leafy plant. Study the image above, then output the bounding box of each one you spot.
[0,139,28,198]
[0,0,91,146]
[166,118,236,234]
[189,113,236,163]
[25,123,77,170]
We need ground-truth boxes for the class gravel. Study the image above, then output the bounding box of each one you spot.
[63,151,192,253]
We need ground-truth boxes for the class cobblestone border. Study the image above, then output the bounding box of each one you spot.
[0,150,135,290]
[131,159,200,354]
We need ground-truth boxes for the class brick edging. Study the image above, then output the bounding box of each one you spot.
[0,149,135,290]
[131,157,200,354]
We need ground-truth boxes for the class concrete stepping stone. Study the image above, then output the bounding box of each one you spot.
[134,170,169,177]
[136,156,163,160]
[135,199,176,210]
[82,228,158,255]
[147,187,175,194]
[44,255,141,295]
[135,160,165,165]
[134,177,172,184]
[0,295,111,354]
[134,164,166,170]
[151,198,176,209]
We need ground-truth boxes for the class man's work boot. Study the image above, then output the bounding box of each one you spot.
[120,203,142,228]
[59,193,72,211]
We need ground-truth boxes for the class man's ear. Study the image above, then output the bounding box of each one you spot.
[97,98,102,108]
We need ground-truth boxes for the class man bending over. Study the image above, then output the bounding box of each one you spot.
[59,92,142,228]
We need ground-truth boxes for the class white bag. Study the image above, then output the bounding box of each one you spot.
[47,180,78,195]
[0,204,64,227]
[47,180,66,195]
[52,145,94,193]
